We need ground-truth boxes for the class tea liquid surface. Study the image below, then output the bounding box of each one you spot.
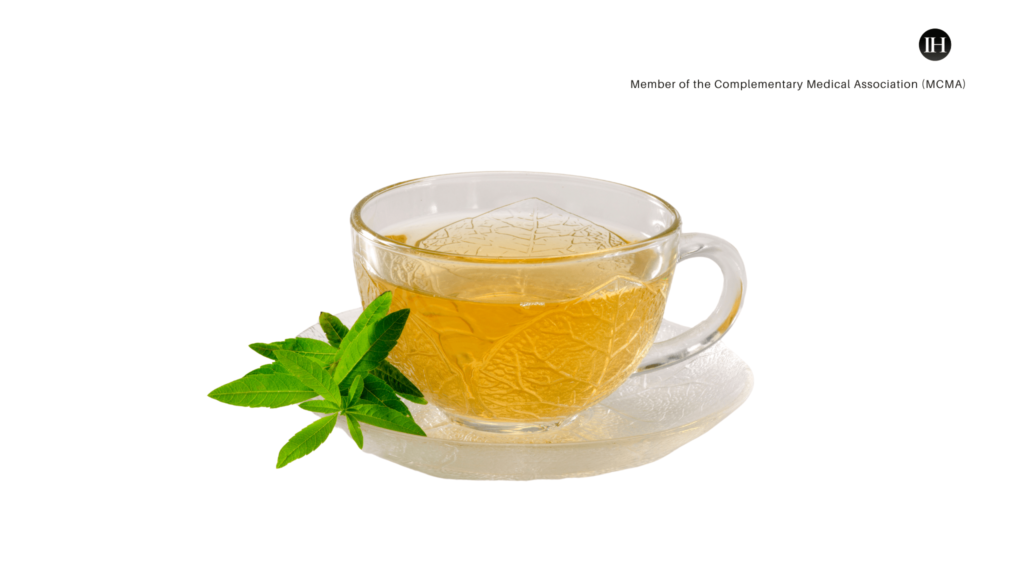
[359,199,670,423]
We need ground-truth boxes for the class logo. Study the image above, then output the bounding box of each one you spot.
[919,29,951,61]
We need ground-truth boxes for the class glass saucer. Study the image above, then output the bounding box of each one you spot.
[298,310,754,480]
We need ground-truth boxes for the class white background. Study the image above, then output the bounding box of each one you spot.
[2,1,1021,574]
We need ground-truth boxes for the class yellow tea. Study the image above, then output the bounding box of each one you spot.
[357,199,671,424]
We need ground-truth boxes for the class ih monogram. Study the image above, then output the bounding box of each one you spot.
[922,36,947,54]
[919,29,951,61]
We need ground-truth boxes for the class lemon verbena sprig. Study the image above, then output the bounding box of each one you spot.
[208,292,427,468]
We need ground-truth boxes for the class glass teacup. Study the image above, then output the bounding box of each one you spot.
[351,172,745,433]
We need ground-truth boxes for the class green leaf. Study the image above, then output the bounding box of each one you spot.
[249,338,340,366]
[245,362,290,377]
[333,309,410,386]
[208,373,316,408]
[276,413,338,468]
[397,393,428,405]
[319,312,349,348]
[347,403,426,437]
[248,343,279,361]
[348,375,364,403]
[346,414,364,449]
[360,374,412,417]
[298,399,342,413]
[274,350,342,405]
[334,371,361,404]
[371,360,425,402]
[337,292,393,355]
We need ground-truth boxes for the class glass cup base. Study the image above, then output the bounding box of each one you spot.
[451,413,580,434]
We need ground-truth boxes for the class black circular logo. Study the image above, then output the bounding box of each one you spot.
[919,29,951,61]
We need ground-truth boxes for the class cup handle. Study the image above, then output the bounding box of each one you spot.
[635,232,747,373]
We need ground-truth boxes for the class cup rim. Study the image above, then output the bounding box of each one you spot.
[350,171,682,265]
